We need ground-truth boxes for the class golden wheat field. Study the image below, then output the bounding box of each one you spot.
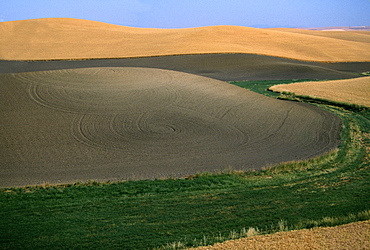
[191,220,370,250]
[270,76,370,107]
[1,18,370,62]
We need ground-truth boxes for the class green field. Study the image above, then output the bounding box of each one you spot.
[1,80,369,249]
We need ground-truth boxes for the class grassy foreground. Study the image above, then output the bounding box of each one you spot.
[1,80,369,249]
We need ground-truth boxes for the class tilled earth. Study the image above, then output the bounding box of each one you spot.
[2,54,370,81]
[0,67,341,187]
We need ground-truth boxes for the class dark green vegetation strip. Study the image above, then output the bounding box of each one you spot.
[230,79,319,97]
[1,80,369,249]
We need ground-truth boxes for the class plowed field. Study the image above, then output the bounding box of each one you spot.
[0,67,341,187]
[2,54,370,81]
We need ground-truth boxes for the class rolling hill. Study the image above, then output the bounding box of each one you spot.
[1,18,370,62]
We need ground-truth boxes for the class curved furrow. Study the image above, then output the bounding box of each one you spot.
[71,107,250,156]
[0,67,342,186]
[24,68,180,114]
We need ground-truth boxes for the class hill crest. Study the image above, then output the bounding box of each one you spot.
[1,18,369,62]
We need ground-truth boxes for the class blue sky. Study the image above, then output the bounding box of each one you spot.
[1,0,370,28]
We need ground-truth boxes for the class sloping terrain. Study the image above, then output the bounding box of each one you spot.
[2,54,370,81]
[1,18,370,62]
[269,28,370,43]
[1,18,368,249]
[270,76,370,107]
[0,67,341,187]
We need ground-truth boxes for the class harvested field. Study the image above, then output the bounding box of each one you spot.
[1,18,370,62]
[269,28,370,44]
[270,76,370,108]
[0,67,341,187]
[192,220,370,250]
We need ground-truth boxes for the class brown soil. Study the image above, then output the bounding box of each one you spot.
[0,67,341,187]
[2,54,370,81]
[191,220,370,250]
[1,18,369,62]
[270,76,370,107]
